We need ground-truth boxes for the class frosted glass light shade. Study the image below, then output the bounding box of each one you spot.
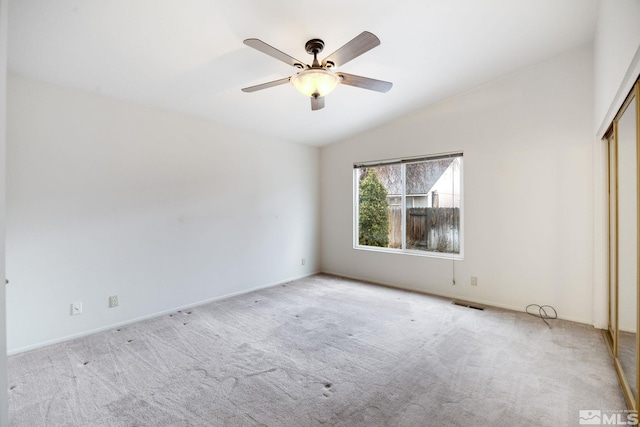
[290,68,340,98]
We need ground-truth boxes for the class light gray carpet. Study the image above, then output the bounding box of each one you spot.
[8,274,626,426]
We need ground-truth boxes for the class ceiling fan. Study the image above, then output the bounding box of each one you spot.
[241,31,393,111]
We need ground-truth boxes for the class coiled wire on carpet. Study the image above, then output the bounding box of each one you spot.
[526,304,557,328]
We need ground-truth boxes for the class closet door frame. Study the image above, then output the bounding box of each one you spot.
[606,79,640,411]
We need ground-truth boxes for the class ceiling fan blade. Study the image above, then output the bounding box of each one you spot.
[244,38,307,68]
[338,72,393,93]
[321,31,380,68]
[311,96,325,111]
[241,77,291,93]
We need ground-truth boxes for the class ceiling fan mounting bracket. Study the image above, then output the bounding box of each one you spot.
[305,39,325,55]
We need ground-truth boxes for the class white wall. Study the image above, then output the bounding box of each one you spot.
[6,75,320,352]
[320,46,594,324]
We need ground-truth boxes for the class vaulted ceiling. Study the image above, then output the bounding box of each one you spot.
[8,0,599,146]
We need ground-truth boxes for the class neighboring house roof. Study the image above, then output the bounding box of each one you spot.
[371,159,453,196]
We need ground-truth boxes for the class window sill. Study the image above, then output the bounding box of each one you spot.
[353,245,464,261]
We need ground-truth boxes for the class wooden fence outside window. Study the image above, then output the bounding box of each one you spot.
[388,207,460,253]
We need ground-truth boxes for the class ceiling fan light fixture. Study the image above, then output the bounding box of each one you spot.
[290,68,340,98]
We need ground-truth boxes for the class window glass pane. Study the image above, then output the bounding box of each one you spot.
[405,158,461,253]
[355,155,462,256]
[358,165,400,248]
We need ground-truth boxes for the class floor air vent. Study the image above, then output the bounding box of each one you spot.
[452,301,485,311]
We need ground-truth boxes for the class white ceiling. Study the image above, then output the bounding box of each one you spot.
[8,0,600,146]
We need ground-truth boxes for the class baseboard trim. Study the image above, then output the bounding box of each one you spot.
[7,271,320,356]
[319,270,594,326]
[9,269,595,355]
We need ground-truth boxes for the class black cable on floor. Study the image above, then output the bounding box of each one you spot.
[526,304,557,328]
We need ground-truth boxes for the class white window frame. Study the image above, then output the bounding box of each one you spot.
[353,152,464,260]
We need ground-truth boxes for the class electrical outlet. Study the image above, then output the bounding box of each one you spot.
[471,276,478,286]
[301,258,306,266]
[109,295,119,308]
[71,302,82,315]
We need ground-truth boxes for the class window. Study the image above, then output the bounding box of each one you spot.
[354,153,463,257]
